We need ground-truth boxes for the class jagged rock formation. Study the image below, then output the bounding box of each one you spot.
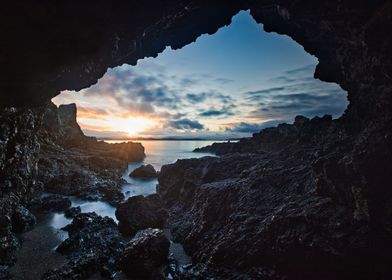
[158,114,392,279]
[0,0,392,279]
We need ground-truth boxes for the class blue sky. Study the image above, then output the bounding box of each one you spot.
[53,10,347,139]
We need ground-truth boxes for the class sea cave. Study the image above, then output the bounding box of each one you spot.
[0,1,392,279]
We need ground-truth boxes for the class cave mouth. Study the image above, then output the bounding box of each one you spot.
[53,10,348,141]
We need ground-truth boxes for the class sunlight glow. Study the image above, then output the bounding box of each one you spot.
[79,115,156,137]
[108,116,155,136]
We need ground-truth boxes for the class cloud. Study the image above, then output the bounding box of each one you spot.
[214,78,235,84]
[199,110,227,117]
[169,118,204,130]
[186,93,208,102]
[199,108,235,117]
[54,58,347,139]
[242,64,348,120]
[245,86,285,95]
[83,129,130,139]
[226,120,285,133]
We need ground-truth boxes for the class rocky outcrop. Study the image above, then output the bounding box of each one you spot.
[37,103,145,205]
[158,115,392,279]
[130,164,158,179]
[45,212,125,279]
[194,115,334,155]
[0,102,145,273]
[116,194,168,237]
[120,228,170,279]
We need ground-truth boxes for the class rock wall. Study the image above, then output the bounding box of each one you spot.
[0,106,43,275]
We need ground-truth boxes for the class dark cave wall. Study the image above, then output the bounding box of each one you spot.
[0,0,392,277]
[1,0,391,130]
[249,0,392,128]
[0,0,243,106]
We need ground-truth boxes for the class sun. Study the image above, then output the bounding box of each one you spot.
[106,116,155,136]
[78,114,156,137]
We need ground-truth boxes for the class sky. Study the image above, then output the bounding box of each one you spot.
[53,10,348,139]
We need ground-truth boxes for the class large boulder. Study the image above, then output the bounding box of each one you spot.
[129,164,158,179]
[115,194,167,237]
[120,228,170,279]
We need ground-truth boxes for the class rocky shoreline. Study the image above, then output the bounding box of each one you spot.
[157,115,392,279]
[1,102,199,279]
[0,103,147,279]
[2,106,392,279]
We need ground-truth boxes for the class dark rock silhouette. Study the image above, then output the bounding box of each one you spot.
[130,164,158,179]
[120,228,170,279]
[116,194,168,237]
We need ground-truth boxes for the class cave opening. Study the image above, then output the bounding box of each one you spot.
[52,10,348,141]
[2,1,392,279]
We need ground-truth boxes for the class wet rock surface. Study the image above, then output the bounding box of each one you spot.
[0,107,43,272]
[64,206,81,219]
[116,194,168,237]
[29,194,71,213]
[44,212,125,279]
[158,115,392,279]
[120,228,170,279]
[130,164,158,179]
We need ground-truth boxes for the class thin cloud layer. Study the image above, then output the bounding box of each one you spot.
[168,118,204,130]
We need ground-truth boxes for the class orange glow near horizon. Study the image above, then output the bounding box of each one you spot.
[78,115,156,137]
